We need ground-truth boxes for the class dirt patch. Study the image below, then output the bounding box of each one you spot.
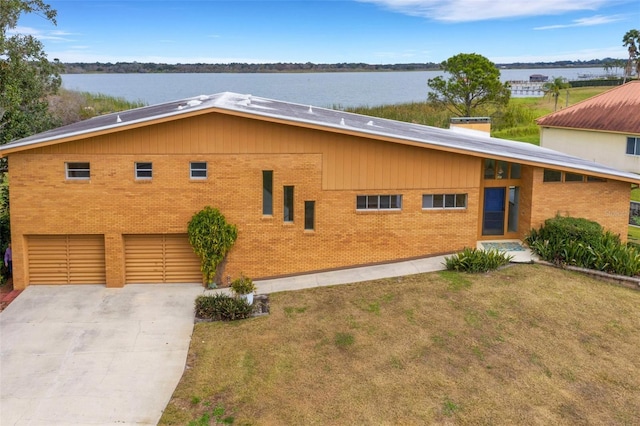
[0,278,14,312]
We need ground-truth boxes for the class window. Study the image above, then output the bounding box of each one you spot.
[356,195,402,211]
[484,160,522,180]
[543,169,562,182]
[626,137,640,155]
[65,162,90,180]
[422,194,467,209]
[135,162,152,179]
[284,186,294,222]
[510,163,521,179]
[263,171,273,215]
[304,201,315,231]
[587,175,607,182]
[190,162,207,179]
[565,172,584,182]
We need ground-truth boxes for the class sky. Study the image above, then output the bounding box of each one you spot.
[11,0,640,64]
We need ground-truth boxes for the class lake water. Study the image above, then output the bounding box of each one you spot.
[61,67,608,108]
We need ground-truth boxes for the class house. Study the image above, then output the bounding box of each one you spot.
[537,80,640,174]
[529,74,548,83]
[0,92,638,290]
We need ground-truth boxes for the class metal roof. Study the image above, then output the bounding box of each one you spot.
[2,91,638,183]
[537,80,640,134]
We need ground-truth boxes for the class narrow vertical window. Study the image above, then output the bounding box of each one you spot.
[283,186,294,222]
[262,171,273,215]
[304,201,315,231]
[135,162,152,179]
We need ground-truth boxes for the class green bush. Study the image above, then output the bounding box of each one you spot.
[525,216,640,276]
[195,294,254,321]
[444,247,513,273]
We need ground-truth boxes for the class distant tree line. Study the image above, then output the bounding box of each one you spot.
[61,58,625,74]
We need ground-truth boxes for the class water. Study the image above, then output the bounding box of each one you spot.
[61,67,611,108]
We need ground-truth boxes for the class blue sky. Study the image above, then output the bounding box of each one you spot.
[12,0,640,64]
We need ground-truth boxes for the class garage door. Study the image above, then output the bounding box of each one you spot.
[124,234,202,284]
[27,235,106,285]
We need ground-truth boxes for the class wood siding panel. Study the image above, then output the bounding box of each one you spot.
[28,111,479,191]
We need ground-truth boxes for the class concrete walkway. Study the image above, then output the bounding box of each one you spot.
[253,254,449,294]
[0,284,203,426]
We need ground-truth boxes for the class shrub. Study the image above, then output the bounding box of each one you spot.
[187,207,238,288]
[444,247,513,273]
[230,275,256,295]
[195,294,254,321]
[525,216,640,277]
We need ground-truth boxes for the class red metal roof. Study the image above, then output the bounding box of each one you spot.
[536,80,640,134]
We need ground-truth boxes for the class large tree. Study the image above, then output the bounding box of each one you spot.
[622,29,640,83]
[427,53,510,117]
[0,0,63,145]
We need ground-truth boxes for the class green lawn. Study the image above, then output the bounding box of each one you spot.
[160,264,640,425]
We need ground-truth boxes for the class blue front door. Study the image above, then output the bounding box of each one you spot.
[483,187,506,236]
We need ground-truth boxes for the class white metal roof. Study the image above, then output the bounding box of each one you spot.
[2,91,638,183]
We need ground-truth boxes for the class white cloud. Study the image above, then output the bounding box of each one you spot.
[8,26,74,42]
[358,0,611,22]
[534,14,623,30]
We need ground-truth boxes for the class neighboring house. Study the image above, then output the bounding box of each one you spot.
[537,80,640,174]
[0,92,638,290]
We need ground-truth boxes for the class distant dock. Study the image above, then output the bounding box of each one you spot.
[507,81,545,96]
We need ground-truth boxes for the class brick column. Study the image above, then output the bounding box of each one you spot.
[104,233,125,288]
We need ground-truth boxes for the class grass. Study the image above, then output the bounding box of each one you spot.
[346,86,613,145]
[160,264,640,425]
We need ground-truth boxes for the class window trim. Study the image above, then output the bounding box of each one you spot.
[135,162,153,180]
[283,185,294,222]
[190,161,207,179]
[356,195,403,211]
[304,200,315,231]
[626,136,640,156]
[263,171,273,216]
[422,193,467,210]
[65,162,90,180]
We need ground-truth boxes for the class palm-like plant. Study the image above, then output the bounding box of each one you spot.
[542,77,571,111]
[622,29,640,83]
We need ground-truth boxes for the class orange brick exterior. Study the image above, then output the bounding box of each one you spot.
[527,168,631,239]
[4,111,633,289]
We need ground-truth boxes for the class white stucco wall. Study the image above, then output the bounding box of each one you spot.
[540,127,640,174]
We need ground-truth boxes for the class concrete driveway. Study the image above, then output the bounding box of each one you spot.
[0,283,203,425]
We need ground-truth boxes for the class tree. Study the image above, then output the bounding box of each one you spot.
[427,53,510,117]
[542,77,571,111]
[0,0,63,145]
[187,206,238,288]
[622,29,640,83]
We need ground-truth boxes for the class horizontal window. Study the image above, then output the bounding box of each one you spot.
[65,162,90,180]
[544,168,606,183]
[356,195,402,211]
[543,169,562,182]
[564,172,584,182]
[135,162,152,179]
[423,194,467,209]
[190,162,207,179]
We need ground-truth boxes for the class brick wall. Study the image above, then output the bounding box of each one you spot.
[8,151,480,288]
[528,167,630,239]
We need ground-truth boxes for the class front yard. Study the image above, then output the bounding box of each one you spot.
[160,264,640,425]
